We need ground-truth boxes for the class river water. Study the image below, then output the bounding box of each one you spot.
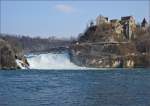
[0,69,150,106]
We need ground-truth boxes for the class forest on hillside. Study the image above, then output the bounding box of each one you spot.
[0,34,72,54]
[77,23,150,54]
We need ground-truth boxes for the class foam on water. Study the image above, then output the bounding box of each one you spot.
[27,52,85,69]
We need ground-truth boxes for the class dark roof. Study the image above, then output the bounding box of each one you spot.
[141,18,148,27]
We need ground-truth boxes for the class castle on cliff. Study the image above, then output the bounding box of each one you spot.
[95,15,148,40]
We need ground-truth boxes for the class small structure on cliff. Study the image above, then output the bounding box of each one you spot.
[96,15,108,25]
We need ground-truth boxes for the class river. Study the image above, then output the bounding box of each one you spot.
[0,69,150,106]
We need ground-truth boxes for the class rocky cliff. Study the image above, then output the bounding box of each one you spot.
[0,39,29,69]
[70,42,150,68]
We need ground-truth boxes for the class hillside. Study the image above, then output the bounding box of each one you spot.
[70,16,150,68]
[0,34,71,54]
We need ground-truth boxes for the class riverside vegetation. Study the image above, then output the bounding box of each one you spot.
[0,15,150,69]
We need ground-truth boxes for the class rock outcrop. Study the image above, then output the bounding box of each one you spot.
[70,41,150,68]
[0,39,18,69]
[0,39,29,69]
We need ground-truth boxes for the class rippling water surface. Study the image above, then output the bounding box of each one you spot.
[0,69,150,106]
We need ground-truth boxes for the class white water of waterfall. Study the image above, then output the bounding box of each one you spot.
[26,52,86,69]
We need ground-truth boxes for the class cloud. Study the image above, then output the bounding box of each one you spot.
[54,4,75,13]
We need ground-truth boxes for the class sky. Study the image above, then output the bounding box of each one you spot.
[0,0,149,38]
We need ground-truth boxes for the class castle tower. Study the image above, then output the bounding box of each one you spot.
[96,15,108,25]
[121,16,136,40]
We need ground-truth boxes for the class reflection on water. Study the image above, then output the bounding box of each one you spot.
[0,69,150,106]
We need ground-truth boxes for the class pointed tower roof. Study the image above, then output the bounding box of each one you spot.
[141,18,148,27]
